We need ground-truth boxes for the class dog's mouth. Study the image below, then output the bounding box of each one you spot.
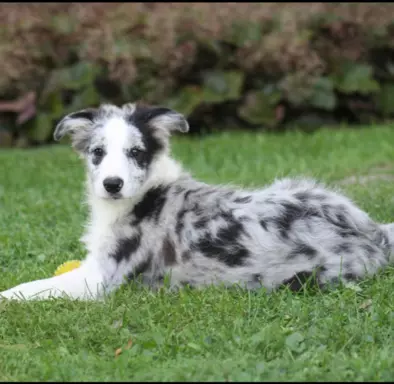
[104,192,123,200]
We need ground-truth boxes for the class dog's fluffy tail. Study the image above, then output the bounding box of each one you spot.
[379,223,394,264]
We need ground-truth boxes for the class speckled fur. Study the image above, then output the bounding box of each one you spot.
[1,103,393,301]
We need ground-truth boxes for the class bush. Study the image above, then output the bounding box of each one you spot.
[1,3,394,147]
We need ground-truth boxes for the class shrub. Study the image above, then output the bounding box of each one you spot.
[1,3,394,147]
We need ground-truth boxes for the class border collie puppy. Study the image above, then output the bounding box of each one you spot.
[1,103,393,301]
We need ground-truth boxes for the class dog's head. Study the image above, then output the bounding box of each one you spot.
[54,103,189,200]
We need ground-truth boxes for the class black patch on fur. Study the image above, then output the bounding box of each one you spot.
[174,186,186,195]
[319,265,327,273]
[275,200,360,240]
[295,191,326,203]
[259,219,268,231]
[127,252,153,280]
[361,243,376,256]
[92,156,104,166]
[156,275,164,283]
[321,205,359,238]
[184,188,202,202]
[191,203,204,216]
[180,280,194,288]
[274,202,313,238]
[234,196,252,204]
[162,236,177,266]
[288,243,317,260]
[294,191,312,203]
[332,242,353,254]
[281,271,321,292]
[111,231,142,263]
[175,208,188,237]
[193,215,249,267]
[182,251,191,262]
[92,151,105,166]
[198,190,217,198]
[343,272,358,281]
[253,274,263,283]
[127,106,167,167]
[132,185,169,225]
[194,217,209,229]
[313,193,327,201]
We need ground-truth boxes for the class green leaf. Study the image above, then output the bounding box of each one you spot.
[167,86,203,116]
[308,77,337,110]
[196,36,222,56]
[115,39,152,60]
[42,62,101,101]
[50,15,78,35]
[66,86,100,114]
[46,92,64,119]
[187,342,202,351]
[375,83,394,116]
[202,71,244,103]
[27,113,53,143]
[334,63,380,95]
[226,22,262,46]
[67,62,101,90]
[238,86,282,126]
[285,332,305,353]
[250,329,268,347]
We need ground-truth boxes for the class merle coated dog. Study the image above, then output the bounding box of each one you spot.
[1,102,393,300]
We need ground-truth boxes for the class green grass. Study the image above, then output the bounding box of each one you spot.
[1,126,394,381]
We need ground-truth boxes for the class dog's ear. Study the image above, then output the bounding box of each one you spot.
[53,108,97,141]
[149,107,189,134]
[53,108,97,152]
[126,103,189,134]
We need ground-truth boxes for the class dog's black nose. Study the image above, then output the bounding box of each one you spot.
[103,177,124,194]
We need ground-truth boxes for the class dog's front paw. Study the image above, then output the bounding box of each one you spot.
[0,287,26,301]
[0,282,52,301]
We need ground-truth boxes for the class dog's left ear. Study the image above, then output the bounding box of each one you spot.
[125,103,189,134]
[53,108,97,141]
[53,108,98,153]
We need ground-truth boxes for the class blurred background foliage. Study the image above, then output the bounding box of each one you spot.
[1,3,394,147]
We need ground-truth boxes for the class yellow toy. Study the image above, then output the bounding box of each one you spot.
[54,260,82,276]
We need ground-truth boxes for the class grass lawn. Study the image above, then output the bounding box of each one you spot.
[0,125,394,381]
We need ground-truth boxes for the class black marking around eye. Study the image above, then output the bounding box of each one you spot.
[91,147,105,166]
[127,106,166,168]
[126,147,148,168]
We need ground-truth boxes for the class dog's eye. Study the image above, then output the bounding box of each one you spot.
[92,148,104,157]
[127,148,143,157]
[127,148,146,164]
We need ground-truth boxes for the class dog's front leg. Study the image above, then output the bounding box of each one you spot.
[0,258,111,301]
